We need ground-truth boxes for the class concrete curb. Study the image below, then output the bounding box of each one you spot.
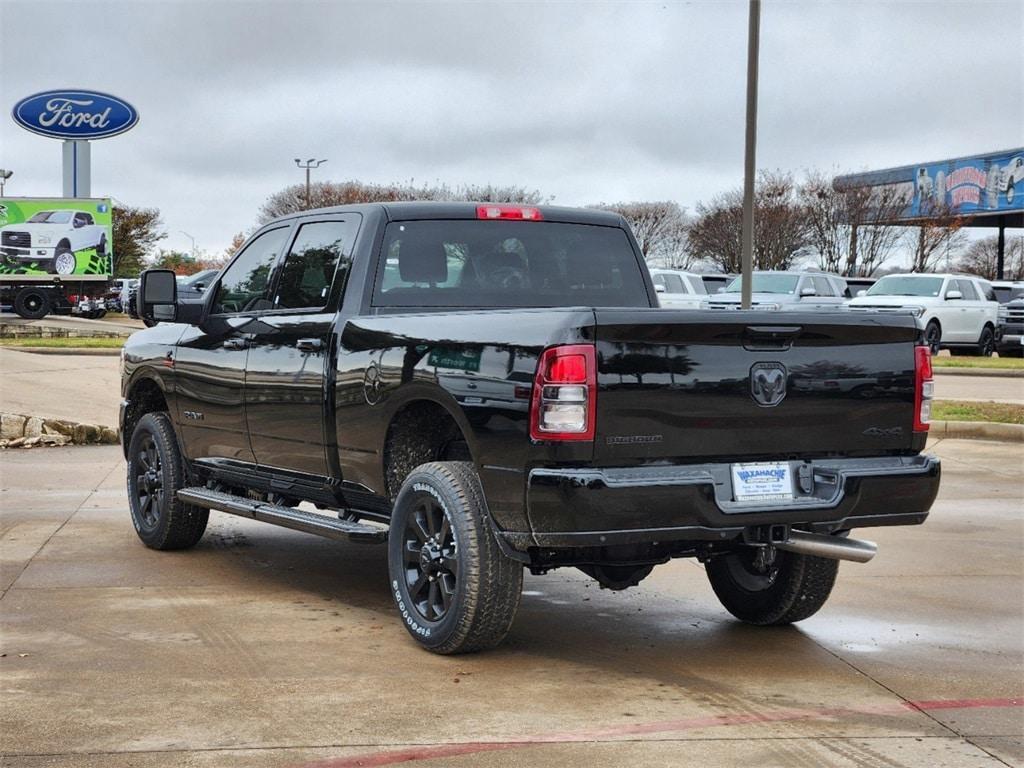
[0,413,119,449]
[933,367,1024,378]
[930,420,1024,442]
[2,346,122,356]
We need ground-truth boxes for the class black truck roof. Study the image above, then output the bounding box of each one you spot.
[267,201,626,227]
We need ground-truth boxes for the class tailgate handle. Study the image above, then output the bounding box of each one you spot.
[744,325,802,351]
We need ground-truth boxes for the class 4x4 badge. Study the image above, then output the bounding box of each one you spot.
[750,362,787,407]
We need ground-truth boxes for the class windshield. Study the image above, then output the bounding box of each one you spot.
[867,275,944,297]
[27,211,73,224]
[723,273,799,294]
[374,220,649,308]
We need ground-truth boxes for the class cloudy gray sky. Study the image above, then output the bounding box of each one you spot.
[1,0,1022,257]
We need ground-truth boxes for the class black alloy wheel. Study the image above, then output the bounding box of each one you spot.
[387,461,522,654]
[127,412,208,550]
[401,492,459,622]
[134,434,165,532]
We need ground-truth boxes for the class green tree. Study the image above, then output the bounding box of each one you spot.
[151,249,201,275]
[112,205,166,277]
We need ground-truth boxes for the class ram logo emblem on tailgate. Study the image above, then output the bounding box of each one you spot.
[750,362,787,407]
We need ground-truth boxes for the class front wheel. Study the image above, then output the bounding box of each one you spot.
[388,461,523,654]
[976,326,995,357]
[706,545,839,625]
[127,412,208,550]
[53,247,77,275]
[924,320,942,354]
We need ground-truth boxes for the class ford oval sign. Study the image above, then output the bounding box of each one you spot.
[12,90,139,140]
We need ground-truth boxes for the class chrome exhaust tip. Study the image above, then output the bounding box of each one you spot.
[775,530,877,563]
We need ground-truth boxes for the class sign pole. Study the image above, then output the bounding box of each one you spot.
[740,0,760,310]
[62,139,91,198]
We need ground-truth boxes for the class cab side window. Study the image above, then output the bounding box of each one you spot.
[660,274,685,293]
[954,279,978,300]
[812,276,834,297]
[275,220,358,310]
[213,227,290,314]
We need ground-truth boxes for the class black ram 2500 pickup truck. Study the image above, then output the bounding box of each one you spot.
[123,202,940,654]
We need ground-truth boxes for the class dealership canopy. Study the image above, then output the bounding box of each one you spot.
[834,148,1024,279]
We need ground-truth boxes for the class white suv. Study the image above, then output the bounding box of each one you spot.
[848,273,999,356]
[649,268,707,309]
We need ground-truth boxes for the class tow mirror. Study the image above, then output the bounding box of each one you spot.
[140,269,177,323]
[800,287,817,297]
[945,290,963,300]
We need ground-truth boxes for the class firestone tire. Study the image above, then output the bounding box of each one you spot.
[706,546,839,626]
[127,412,208,550]
[387,461,523,654]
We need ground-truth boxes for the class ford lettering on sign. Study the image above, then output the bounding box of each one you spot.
[12,90,139,140]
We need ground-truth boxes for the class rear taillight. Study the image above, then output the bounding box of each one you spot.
[476,205,543,221]
[913,345,934,432]
[530,344,596,441]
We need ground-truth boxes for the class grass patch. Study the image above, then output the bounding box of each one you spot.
[0,336,125,349]
[933,400,1024,424]
[933,356,1024,370]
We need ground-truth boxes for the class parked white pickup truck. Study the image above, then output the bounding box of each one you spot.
[0,209,109,275]
[649,268,708,309]
[848,273,999,356]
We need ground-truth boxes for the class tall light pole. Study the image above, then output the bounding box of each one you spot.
[0,169,12,196]
[294,158,327,209]
[180,231,196,260]
[740,0,760,310]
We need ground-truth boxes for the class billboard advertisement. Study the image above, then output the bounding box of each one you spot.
[834,148,1024,221]
[0,197,112,277]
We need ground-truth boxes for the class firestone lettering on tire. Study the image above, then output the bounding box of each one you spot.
[393,579,431,637]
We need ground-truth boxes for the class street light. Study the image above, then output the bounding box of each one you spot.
[295,158,327,208]
[0,169,12,196]
[180,230,196,260]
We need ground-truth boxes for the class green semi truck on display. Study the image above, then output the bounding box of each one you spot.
[0,197,114,318]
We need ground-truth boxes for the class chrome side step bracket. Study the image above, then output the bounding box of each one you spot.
[177,486,387,543]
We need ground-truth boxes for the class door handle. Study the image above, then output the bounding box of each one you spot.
[296,338,324,353]
[223,338,249,350]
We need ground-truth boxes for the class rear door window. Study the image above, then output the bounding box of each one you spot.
[274,219,359,310]
[373,219,649,308]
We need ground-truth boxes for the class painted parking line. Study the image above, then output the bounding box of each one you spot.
[293,697,1021,768]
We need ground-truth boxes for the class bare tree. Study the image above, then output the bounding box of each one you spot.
[800,171,908,276]
[955,236,1024,280]
[909,202,969,273]
[590,201,690,268]
[688,171,808,273]
[258,180,547,224]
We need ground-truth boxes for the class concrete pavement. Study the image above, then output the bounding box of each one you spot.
[934,372,1024,405]
[0,438,1021,766]
[0,347,121,427]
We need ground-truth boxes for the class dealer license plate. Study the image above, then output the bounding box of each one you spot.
[731,462,793,502]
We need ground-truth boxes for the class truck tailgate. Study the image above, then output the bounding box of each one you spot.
[594,309,921,463]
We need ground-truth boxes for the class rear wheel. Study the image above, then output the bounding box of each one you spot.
[387,461,522,654]
[127,412,208,550]
[13,288,51,319]
[706,546,838,625]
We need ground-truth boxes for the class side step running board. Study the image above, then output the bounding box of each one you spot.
[177,487,386,543]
